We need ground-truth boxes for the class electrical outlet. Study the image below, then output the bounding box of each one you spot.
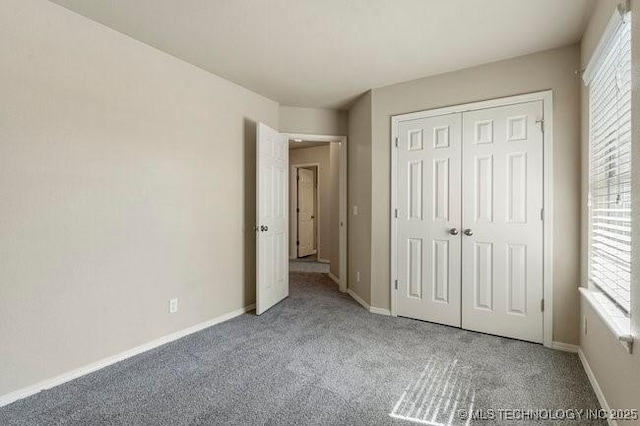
[353,205,358,216]
[169,298,178,314]
[356,271,360,282]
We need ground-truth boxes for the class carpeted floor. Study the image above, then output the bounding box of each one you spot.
[0,272,603,425]
[289,255,330,273]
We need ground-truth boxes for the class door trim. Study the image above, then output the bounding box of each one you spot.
[390,90,554,348]
[291,163,320,258]
[285,133,348,293]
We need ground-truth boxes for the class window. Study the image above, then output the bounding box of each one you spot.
[585,9,632,315]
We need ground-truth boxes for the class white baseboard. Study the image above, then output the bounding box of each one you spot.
[327,272,340,286]
[556,342,615,425]
[0,303,256,408]
[551,341,579,353]
[317,258,330,264]
[578,348,616,426]
[346,289,391,316]
[347,289,370,310]
[369,307,391,316]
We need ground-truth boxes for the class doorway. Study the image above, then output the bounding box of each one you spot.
[290,163,328,274]
[255,126,347,315]
[390,91,554,345]
[288,138,343,282]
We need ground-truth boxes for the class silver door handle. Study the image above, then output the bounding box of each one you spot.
[464,229,473,236]
[449,228,459,235]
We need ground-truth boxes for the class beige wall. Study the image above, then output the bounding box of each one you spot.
[0,0,278,396]
[346,92,373,304]
[579,0,640,416]
[279,106,348,136]
[289,144,340,275]
[366,45,583,343]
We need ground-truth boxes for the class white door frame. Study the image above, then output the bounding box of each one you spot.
[291,163,321,258]
[390,90,554,348]
[285,133,348,293]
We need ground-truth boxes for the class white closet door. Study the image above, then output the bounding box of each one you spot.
[256,123,289,315]
[397,113,462,327]
[461,101,544,343]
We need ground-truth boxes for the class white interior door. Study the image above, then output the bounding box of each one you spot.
[297,168,315,257]
[461,101,544,343]
[256,123,288,315]
[396,113,462,327]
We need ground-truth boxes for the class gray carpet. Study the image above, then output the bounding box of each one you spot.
[0,272,603,425]
[289,256,330,273]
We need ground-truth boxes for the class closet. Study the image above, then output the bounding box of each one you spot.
[392,96,547,343]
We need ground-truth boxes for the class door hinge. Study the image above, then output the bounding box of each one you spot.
[394,208,399,219]
[296,240,299,245]
[541,299,545,312]
[540,208,544,221]
[536,118,544,134]
[395,137,399,148]
[296,208,300,213]
[394,279,398,290]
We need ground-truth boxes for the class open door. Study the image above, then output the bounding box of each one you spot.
[256,123,289,315]
[297,168,315,257]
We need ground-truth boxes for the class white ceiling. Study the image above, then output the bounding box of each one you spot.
[48,0,594,109]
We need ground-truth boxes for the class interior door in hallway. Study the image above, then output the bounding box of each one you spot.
[297,168,315,257]
[256,123,289,315]
[461,101,544,343]
[396,113,462,327]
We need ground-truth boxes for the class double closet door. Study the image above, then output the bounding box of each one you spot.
[396,101,544,343]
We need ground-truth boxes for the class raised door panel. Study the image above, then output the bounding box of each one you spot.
[507,153,527,223]
[473,242,493,311]
[474,155,494,223]
[433,159,450,221]
[432,240,449,303]
[408,161,424,220]
[407,238,423,299]
[506,244,527,315]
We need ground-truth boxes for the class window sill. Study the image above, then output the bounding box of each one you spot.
[579,287,633,353]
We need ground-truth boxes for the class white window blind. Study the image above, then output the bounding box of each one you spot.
[586,12,632,314]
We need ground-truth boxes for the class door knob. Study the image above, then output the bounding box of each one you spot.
[449,228,459,235]
[264,226,268,232]
[464,229,473,236]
